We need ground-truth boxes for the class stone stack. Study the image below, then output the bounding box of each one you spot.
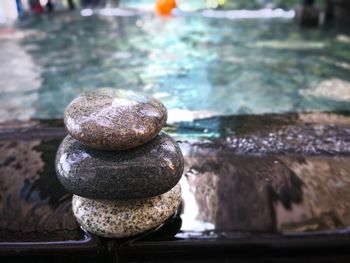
[55,88,183,238]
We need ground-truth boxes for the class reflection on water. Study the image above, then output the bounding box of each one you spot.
[179,149,302,233]
[0,138,80,242]
[179,144,350,235]
[0,12,350,124]
[2,121,350,242]
[180,175,215,231]
[279,157,350,232]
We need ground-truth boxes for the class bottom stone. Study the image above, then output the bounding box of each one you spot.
[72,183,182,238]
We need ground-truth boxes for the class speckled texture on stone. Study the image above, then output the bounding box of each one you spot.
[72,183,181,238]
[55,133,184,199]
[64,88,167,150]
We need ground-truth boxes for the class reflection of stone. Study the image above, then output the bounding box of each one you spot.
[182,151,303,232]
[279,157,350,232]
[185,163,219,224]
[0,139,79,241]
[181,141,350,233]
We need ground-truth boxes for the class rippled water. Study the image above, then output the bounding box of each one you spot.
[1,10,350,123]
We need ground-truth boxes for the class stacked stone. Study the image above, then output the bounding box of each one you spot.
[55,88,184,238]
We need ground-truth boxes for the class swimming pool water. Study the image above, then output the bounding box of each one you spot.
[1,11,350,124]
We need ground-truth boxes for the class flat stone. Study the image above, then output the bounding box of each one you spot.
[64,88,167,150]
[55,133,184,199]
[72,183,181,238]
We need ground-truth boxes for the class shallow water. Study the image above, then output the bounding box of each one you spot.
[1,11,350,125]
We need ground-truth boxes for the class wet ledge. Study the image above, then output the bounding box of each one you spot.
[1,112,350,260]
[2,112,350,155]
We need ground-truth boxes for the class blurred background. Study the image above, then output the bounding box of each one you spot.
[0,0,350,134]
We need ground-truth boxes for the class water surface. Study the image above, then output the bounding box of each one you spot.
[1,11,350,124]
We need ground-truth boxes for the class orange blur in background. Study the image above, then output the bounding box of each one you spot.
[155,0,177,16]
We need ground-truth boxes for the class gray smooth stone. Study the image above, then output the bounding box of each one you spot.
[55,133,184,199]
[64,88,167,150]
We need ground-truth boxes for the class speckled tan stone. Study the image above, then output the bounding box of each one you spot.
[64,88,167,150]
[72,183,181,238]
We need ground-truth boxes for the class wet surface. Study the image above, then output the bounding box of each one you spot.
[1,112,350,247]
[0,137,80,242]
[179,148,350,235]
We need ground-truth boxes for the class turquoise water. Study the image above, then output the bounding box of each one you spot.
[1,10,350,123]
